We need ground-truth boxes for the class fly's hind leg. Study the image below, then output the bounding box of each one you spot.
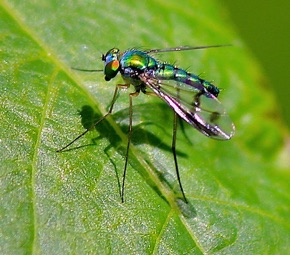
[172,112,188,203]
[142,84,188,202]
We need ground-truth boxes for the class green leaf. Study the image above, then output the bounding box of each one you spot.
[1,0,290,254]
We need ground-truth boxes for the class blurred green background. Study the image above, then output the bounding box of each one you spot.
[221,0,290,128]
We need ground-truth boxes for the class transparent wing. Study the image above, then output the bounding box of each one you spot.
[145,45,230,54]
[139,73,235,140]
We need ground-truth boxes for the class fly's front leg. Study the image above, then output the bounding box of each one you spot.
[121,90,140,203]
[57,84,130,152]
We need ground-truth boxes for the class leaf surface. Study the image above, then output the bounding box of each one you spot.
[1,1,290,254]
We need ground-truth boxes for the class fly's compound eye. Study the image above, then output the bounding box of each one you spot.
[104,60,120,81]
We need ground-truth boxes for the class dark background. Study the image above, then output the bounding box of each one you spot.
[222,0,290,128]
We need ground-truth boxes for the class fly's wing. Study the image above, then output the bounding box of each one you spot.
[145,45,230,54]
[139,73,235,140]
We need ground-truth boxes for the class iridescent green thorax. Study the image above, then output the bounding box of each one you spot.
[120,50,158,70]
[119,50,158,83]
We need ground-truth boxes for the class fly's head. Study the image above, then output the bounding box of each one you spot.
[102,48,120,81]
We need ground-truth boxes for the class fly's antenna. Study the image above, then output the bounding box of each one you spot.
[71,67,103,72]
[71,49,105,72]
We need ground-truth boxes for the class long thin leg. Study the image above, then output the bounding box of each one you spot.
[172,112,188,203]
[121,91,139,202]
[57,84,128,152]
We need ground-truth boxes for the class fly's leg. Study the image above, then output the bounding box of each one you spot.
[121,90,139,203]
[56,84,129,152]
[172,112,188,203]
[143,88,188,202]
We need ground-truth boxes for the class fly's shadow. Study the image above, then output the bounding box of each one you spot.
[76,104,188,157]
[59,103,189,201]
